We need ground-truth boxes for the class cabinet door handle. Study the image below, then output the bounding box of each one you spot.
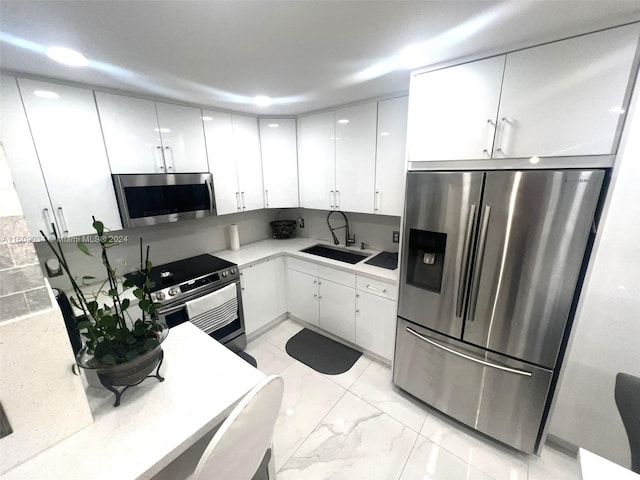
[235,192,241,211]
[164,146,174,170]
[241,191,246,209]
[483,119,496,157]
[330,190,335,209]
[43,208,55,236]
[156,146,165,171]
[265,189,270,207]
[374,191,380,212]
[495,117,509,157]
[57,207,69,236]
[335,190,340,209]
[366,284,388,294]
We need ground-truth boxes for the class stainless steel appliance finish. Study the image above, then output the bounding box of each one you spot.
[126,254,246,351]
[113,173,215,228]
[394,169,604,453]
[394,318,553,453]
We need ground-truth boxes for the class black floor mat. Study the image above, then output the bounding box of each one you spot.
[285,328,362,375]
[236,350,258,368]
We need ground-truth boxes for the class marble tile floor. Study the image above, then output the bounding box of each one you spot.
[246,319,579,480]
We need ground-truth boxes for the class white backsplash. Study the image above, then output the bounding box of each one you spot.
[36,209,276,290]
[286,208,401,252]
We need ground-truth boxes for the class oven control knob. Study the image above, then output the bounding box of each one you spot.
[230,268,237,274]
[155,292,166,301]
[222,271,228,277]
[168,288,178,296]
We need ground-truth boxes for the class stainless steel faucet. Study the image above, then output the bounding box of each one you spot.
[326,211,355,247]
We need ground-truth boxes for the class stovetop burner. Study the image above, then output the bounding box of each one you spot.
[125,254,236,291]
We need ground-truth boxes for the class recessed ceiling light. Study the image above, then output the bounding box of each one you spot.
[267,123,279,128]
[337,119,349,124]
[529,156,540,164]
[154,128,171,133]
[609,106,626,115]
[253,96,272,107]
[380,131,390,136]
[46,46,88,67]
[33,90,59,99]
[202,116,213,121]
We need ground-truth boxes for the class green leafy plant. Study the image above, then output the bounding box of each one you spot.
[41,218,163,366]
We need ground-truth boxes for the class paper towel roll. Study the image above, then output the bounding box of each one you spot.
[229,224,240,251]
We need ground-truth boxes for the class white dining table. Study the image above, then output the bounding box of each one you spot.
[0,322,265,480]
[579,448,639,480]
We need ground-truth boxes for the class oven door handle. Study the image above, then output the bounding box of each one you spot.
[157,304,185,316]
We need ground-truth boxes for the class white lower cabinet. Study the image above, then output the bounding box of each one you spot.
[355,290,396,361]
[319,279,356,343]
[287,269,320,327]
[240,257,287,336]
[286,259,395,360]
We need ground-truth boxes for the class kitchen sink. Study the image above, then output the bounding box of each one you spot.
[300,244,369,264]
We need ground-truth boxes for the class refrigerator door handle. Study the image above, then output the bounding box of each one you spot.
[456,203,477,317]
[406,327,532,377]
[468,205,491,322]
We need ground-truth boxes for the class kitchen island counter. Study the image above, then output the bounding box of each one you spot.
[0,322,265,480]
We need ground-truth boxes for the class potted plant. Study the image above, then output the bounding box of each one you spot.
[41,218,166,406]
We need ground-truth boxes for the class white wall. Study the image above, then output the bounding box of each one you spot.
[36,209,276,290]
[549,72,640,467]
[289,208,401,252]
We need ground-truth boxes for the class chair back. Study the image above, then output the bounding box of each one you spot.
[615,372,640,473]
[194,375,284,480]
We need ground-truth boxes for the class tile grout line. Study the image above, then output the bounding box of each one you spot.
[394,431,421,480]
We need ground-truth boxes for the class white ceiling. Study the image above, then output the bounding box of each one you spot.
[1,1,639,115]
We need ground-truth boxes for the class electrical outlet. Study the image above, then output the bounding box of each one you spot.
[392,231,400,243]
[298,217,305,228]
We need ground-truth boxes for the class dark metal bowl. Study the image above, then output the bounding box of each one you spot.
[270,220,297,239]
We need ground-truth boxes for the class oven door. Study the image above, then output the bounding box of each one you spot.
[156,280,245,347]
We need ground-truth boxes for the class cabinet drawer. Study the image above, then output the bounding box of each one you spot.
[393,318,552,453]
[317,265,355,288]
[356,275,396,300]
[287,257,318,276]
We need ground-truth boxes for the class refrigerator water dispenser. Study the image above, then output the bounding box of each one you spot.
[406,228,446,293]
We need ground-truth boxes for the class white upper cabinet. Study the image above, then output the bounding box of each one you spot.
[375,96,409,216]
[232,114,264,212]
[496,23,640,158]
[0,76,59,237]
[154,102,208,172]
[96,92,208,173]
[409,24,640,161]
[298,111,336,210]
[17,79,122,236]
[408,56,505,161]
[203,111,264,215]
[298,102,380,214]
[259,118,299,208]
[335,102,377,213]
[202,111,238,215]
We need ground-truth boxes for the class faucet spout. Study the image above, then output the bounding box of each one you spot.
[327,210,355,247]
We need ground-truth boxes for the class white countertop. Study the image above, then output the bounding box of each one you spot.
[212,237,399,283]
[579,448,639,480]
[1,323,265,480]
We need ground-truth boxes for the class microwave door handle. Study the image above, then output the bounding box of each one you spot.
[205,179,214,213]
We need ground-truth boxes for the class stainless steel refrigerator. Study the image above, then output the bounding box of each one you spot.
[393,169,604,453]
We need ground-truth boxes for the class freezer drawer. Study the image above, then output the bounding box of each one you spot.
[393,317,552,453]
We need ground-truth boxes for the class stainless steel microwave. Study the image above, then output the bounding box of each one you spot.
[112,173,215,228]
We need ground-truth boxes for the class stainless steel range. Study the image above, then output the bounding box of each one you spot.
[125,254,246,351]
